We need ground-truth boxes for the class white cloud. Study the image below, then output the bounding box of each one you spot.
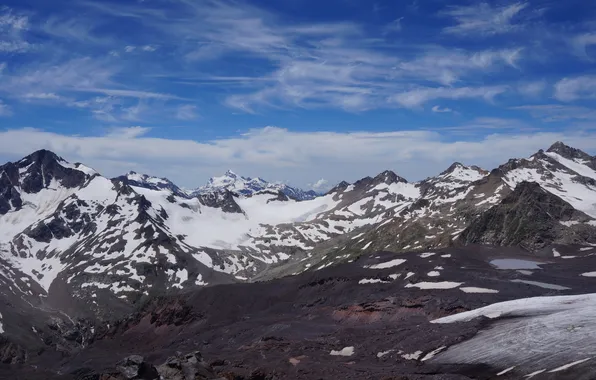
[389,86,507,108]
[518,80,546,97]
[554,75,596,101]
[22,92,65,101]
[124,45,136,53]
[0,126,595,188]
[141,45,157,52]
[0,9,28,30]
[442,2,529,36]
[397,48,523,86]
[105,126,152,139]
[432,105,453,113]
[176,104,198,120]
[1,57,117,97]
[79,88,181,100]
[40,16,107,45]
[0,8,32,52]
[310,179,329,190]
[0,100,12,116]
[81,0,523,114]
[572,33,596,59]
[384,17,404,34]
[513,104,596,122]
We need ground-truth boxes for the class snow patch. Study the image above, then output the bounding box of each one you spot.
[359,278,390,284]
[460,287,499,294]
[401,351,422,360]
[405,281,462,290]
[419,252,435,258]
[497,366,515,376]
[330,346,354,356]
[421,346,446,361]
[366,258,406,269]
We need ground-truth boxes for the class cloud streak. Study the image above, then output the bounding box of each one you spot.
[1,125,595,188]
[442,2,529,36]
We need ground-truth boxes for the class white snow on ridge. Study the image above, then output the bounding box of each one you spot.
[366,258,406,269]
[373,182,420,200]
[504,166,596,218]
[545,152,596,181]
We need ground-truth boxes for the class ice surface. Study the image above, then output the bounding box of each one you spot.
[405,281,462,290]
[421,346,446,361]
[491,259,542,270]
[431,293,596,376]
[510,279,570,290]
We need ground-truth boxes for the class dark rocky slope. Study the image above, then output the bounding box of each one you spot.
[5,245,596,379]
[458,181,596,250]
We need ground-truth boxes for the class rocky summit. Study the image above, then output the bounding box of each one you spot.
[0,142,595,379]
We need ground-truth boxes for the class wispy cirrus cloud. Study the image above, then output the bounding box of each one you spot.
[397,47,523,85]
[514,104,596,123]
[441,2,529,36]
[0,0,593,141]
[0,100,12,116]
[81,0,527,114]
[0,8,32,52]
[572,33,596,59]
[554,75,596,101]
[517,80,547,97]
[432,105,453,113]
[389,86,508,108]
[176,104,198,120]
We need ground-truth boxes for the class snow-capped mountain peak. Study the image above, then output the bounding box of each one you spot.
[547,141,594,162]
[197,171,317,200]
[372,170,408,185]
[114,171,185,196]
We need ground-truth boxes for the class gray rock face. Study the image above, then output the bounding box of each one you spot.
[458,181,596,250]
[156,351,218,380]
[0,149,92,216]
[112,355,159,379]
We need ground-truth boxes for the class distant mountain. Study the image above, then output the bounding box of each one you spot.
[193,170,319,201]
[114,171,187,197]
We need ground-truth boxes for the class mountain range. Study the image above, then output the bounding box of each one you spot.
[0,142,595,306]
[0,141,595,378]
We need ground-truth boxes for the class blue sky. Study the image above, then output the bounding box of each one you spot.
[0,0,596,189]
